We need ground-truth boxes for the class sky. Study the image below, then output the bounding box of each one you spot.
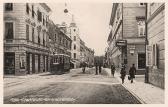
[47,3,112,56]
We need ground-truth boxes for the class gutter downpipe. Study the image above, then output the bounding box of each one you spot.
[145,3,149,83]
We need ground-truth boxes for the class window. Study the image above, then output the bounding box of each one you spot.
[55,34,57,42]
[5,22,14,39]
[37,10,42,22]
[117,8,120,19]
[74,29,76,32]
[152,44,159,67]
[43,15,45,25]
[139,3,145,6]
[138,53,146,69]
[74,36,76,41]
[38,30,40,44]
[43,32,45,46]
[5,3,13,11]
[138,20,145,37]
[74,53,76,59]
[32,27,34,42]
[32,5,34,18]
[26,24,29,40]
[74,44,76,50]
[26,3,29,14]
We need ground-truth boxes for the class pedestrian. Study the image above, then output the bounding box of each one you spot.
[99,63,102,74]
[129,64,136,83]
[120,64,126,84]
[95,63,98,75]
[82,62,86,73]
[111,63,115,77]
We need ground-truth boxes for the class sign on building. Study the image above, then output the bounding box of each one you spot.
[116,40,127,47]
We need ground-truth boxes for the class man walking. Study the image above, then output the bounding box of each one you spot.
[120,64,126,84]
[99,63,102,74]
[95,63,98,75]
[82,62,86,73]
[129,64,136,83]
[111,63,115,77]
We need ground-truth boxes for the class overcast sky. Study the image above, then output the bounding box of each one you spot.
[47,3,112,56]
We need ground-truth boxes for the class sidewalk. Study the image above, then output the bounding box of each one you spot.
[103,68,164,104]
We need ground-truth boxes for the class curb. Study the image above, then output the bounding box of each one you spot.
[103,68,147,104]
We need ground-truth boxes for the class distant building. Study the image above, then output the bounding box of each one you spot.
[79,38,86,64]
[107,3,146,74]
[48,20,72,57]
[85,46,94,67]
[79,38,94,67]
[146,3,165,88]
[68,16,81,68]
[4,3,51,75]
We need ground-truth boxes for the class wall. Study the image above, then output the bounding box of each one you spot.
[147,3,165,88]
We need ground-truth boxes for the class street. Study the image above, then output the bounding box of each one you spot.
[4,68,141,104]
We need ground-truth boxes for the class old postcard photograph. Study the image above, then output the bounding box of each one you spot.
[1,0,165,104]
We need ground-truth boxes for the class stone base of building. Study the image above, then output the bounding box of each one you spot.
[148,69,164,89]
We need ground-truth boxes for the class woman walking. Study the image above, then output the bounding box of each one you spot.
[129,64,136,83]
[120,64,126,84]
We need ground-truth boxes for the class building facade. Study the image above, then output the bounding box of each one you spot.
[107,3,146,74]
[4,3,51,75]
[79,38,94,67]
[85,46,94,67]
[48,21,72,56]
[68,17,81,68]
[146,3,165,88]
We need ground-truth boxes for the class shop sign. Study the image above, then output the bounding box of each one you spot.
[116,40,127,46]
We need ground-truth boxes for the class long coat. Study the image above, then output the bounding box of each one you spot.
[120,68,126,79]
[129,66,136,78]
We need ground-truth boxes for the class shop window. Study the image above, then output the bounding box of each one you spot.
[5,3,13,11]
[5,22,14,39]
[20,55,26,69]
[138,53,146,69]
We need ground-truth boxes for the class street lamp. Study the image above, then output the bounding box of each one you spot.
[64,3,68,13]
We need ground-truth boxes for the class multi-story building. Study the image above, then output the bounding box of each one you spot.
[4,3,51,75]
[79,38,94,67]
[107,3,146,74]
[48,21,72,56]
[79,38,86,64]
[146,3,165,88]
[85,46,94,67]
[68,17,81,68]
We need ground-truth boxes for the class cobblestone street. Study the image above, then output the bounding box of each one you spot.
[4,68,141,104]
